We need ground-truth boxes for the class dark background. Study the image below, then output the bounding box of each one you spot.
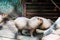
[22,0,60,21]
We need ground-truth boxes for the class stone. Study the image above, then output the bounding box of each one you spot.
[0,29,15,39]
[17,35,38,40]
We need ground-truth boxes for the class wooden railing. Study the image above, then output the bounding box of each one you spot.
[23,0,60,21]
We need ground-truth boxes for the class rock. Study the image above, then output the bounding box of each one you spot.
[17,35,38,40]
[0,37,15,40]
[52,29,60,35]
[42,34,60,40]
[0,29,15,39]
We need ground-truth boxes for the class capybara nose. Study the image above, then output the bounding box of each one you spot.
[0,26,2,30]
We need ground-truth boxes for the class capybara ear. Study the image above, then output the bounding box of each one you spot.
[39,19,43,25]
[37,18,43,23]
[37,17,42,20]
[37,18,40,20]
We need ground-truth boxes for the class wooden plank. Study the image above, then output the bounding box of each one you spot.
[23,0,60,21]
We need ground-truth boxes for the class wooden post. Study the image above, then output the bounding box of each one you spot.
[21,0,27,17]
